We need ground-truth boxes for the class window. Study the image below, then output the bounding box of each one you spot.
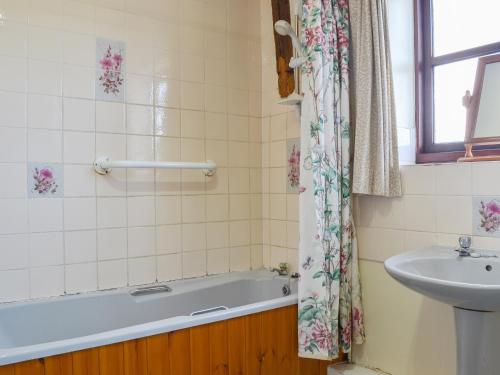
[415,0,500,162]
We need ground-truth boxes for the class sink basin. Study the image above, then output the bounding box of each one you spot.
[385,245,500,375]
[385,246,500,311]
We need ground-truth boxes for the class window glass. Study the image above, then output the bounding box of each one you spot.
[433,0,500,56]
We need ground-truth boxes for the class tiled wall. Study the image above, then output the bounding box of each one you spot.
[0,0,263,302]
[353,162,500,375]
[259,0,300,272]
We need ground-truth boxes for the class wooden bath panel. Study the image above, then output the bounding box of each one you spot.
[0,305,345,375]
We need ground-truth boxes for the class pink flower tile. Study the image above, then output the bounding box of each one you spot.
[287,138,300,193]
[95,38,125,102]
[28,163,63,198]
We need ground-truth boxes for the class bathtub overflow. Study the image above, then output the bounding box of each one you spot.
[282,284,291,296]
[486,265,493,272]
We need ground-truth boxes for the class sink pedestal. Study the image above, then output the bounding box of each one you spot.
[455,307,500,375]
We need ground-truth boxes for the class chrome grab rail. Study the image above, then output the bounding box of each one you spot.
[94,156,217,177]
[130,284,172,296]
[190,306,228,316]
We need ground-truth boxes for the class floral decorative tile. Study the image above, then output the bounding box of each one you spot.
[28,163,63,198]
[95,38,125,102]
[473,196,500,237]
[287,138,301,193]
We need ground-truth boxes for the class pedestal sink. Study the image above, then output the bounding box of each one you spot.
[385,245,500,375]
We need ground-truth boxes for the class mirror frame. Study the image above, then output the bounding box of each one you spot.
[460,54,500,161]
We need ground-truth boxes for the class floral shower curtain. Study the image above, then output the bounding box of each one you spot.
[298,0,365,360]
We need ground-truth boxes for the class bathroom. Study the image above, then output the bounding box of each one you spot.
[0,0,498,374]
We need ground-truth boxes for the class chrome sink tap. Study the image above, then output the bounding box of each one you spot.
[457,236,472,257]
[455,236,498,258]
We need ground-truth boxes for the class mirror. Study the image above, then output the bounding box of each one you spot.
[459,54,500,162]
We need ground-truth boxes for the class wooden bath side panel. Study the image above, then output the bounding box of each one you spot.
[0,305,344,375]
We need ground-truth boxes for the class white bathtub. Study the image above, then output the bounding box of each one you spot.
[0,270,297,366]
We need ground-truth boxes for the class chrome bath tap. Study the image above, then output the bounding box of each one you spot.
[270,262,290,276]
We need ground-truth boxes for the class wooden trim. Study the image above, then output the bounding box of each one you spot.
[431,42,500,67]
[0,306,347,375]
[417,148,500,164]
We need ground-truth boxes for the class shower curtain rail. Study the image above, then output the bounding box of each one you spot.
[94,156,217,176]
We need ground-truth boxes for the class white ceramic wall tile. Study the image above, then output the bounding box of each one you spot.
[0,21,28,58]
[182,195,206,223]
[0,234,28,270]
[97,228,127,260]
[400,164,436,195]
[436,196,472,235]
[156,196,181,225]
[127,104,154,135]
[28,129,62,163]
[230,246,250,271]
[157,253,182,281]
[30,265,65,298]
[206,195,229,221]
[127,196,155,227]
[229,220,250,247]
[127,74,154,105]
[182,223,206,252]
[28,26,62,62]
[128,256,156,285]
[64,165,95,197]
[64,230,97,264]
[206,222,229,249]
[28,60,62,96]
[63,98,95,131]
[96,101,126,133]
[0,56,27,92]
[435,163,472,196]
[155,108,181,137]
[0,269,29,302]
[29,232,64,267]
[0,165,26,199]
[357,227,405,262]
[182,250,206,278]
[128,226,156,257]
[64,197,96,230]
[207,248,229,275]
[404,195,436,232]
[472,162,500,196]
[63,32,95,67]
[0,128,26,163]
[156,225,182,254]
[98,259,127,289]
[229,195,250,220]
[28,198,63,232]
[65,262,97,293]
[126,135,154,161]
[28,94,62,129]
[0,91,26,128]
[97,197,127,228]
[63,131,95,164]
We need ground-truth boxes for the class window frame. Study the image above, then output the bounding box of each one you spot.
[414,0,500,163]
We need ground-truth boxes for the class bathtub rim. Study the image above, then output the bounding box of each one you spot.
[0,270,298,366]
